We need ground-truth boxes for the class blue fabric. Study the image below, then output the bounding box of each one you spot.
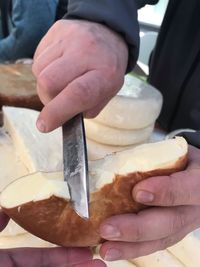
[0,0,58,62]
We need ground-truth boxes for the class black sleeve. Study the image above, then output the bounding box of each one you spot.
[178,131,200,149]
[65,0,140,72]
[64,0,159,72]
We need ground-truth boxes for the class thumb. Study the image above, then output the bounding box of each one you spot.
[132,169,200,206]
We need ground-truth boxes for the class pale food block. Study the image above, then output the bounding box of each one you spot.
[85,119,154,146]
[94,74,163,129]
[3,106,62,172]
[0,128,28,191]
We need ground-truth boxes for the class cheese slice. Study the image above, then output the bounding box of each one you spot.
[168,232,200,267]
[130,250,186,267]
[3,106,63,172]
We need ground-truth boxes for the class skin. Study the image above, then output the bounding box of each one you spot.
[32,19,128,133]
[0,212,106,267]
[32,19,200,262]
[99,145,200,261]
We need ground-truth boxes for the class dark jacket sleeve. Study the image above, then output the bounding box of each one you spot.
[178,131,200,149]
[65,0,159,72]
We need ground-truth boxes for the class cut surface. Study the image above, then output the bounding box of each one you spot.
[1,137,187,209]
[0,137,188,247]
[84,119,154,146]
[3,106,62,172]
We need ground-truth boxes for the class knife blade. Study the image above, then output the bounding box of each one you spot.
[62,114,89,219]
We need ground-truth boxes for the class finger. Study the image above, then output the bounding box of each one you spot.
[0,247,92,267]
[75,259,107,267]
[187,145,200,170]
[0,210,10,231]
[133,169,200,206]
[35,52,88,104]
[100,222,196,261]
[100,205,200,242]
[36,70,116,132]
[32,42,63,77]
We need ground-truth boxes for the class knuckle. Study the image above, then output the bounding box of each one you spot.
[170,210,186,234]
[72,80,99,108]
[37,72,55,97]
[133,225,144,242]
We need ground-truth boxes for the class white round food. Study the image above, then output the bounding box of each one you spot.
[85,119,154,146]
[87,138,142,160]
[94,74,163,129]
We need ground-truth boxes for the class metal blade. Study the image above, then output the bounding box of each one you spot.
[62,114,89,219]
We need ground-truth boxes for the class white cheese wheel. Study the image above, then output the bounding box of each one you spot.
[94,74,163,129]
[87,138,142,160]
[85,119,153,146]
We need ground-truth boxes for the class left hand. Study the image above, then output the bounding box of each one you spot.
[99,145,200,261]
[0,211,106,267]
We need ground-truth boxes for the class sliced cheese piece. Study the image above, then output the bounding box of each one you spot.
[130,250,186,267]
[85,119,154,146]
[3,106,62,172]
[167,232,200,267]
[0,233,55,248]
[94,74,163,129]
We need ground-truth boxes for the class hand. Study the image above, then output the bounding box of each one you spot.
[99,145,200,261]
[32,19,128,132]
[0,211,106,267]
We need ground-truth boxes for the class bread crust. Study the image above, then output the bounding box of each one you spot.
[2,153,188,247]
[0,64,42,111]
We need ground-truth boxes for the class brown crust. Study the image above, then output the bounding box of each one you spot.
[2,153,188,247]
[0,64,43,111]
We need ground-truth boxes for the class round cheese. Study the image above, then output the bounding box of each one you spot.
[94,74,163,129]
[85,119,154,146]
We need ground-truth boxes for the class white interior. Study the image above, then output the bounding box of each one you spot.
[0,137,187,209]
[84,119,154,146]
[3,106,63,173]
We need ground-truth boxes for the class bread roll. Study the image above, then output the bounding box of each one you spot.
[94,74,163,130]
[0,64,42,110]
[85,119,154,146]
[0,137,188,247]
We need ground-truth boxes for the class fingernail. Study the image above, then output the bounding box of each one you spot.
[136,190,154,203]
[101,224,121,239]
[36,119,46,132]
[104,249,122,261]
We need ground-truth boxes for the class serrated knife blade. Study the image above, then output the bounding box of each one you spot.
[62,114,89,219]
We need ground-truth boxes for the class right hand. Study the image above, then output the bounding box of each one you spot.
[0,211,106,267]
[32,19,128,133]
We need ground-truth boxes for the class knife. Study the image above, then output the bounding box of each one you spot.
[62,114,89,219]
